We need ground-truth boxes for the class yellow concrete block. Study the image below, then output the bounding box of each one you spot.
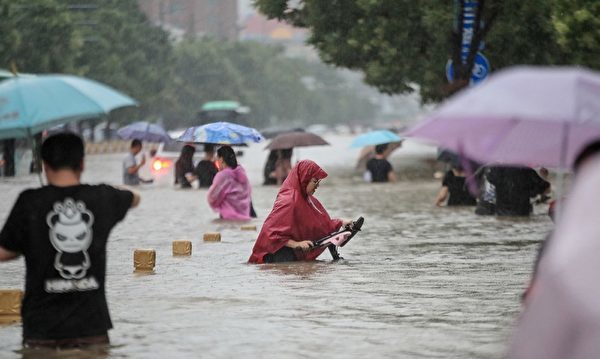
[133,249,156,272]
[0,289,23,324]
[203,232,221,242]
[240,225,257,231]
[172,240,192,256]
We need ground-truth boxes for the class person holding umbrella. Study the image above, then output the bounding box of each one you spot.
[365,143,396,183]
[273,148,293,185]
[207,146,253,220]
[195,144,218,188]
[122,139,153,186]
[174,144,196,189]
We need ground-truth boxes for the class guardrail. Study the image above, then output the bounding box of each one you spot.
[85,140,130,154]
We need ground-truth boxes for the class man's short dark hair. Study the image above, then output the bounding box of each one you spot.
[41,132,84,171]
[131,139,142,148]
[375,143,388,155]
[204,143,215,153]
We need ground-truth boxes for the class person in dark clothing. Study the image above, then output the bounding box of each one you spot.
[123,139,152,185]
[0,133,140,349]
[263,150,278,185]
[366,143,396,183]
[3,139,16,177]
[486,166,550,216]
[274,148,293,185]
[435,165,477,206]
[174,145,196,188]
[195,144,218,188]
[474,166,497,215]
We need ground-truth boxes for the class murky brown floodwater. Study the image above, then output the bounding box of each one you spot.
[0,135,552,358]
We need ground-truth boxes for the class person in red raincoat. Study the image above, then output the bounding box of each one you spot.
[249,160,350,263]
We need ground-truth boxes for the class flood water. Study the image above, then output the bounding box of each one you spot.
[0,134,552,358]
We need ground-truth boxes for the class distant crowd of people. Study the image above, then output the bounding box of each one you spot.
[123,139,255,220]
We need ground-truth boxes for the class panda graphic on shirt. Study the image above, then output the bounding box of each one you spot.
[46,198,94,281]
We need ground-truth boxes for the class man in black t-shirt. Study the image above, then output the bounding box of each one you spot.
[366,143,396,183]
[0,133,140,348]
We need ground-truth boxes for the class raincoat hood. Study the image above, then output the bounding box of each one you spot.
[226,165,250,185]
[281,159,328,197]
[248,160,342,263]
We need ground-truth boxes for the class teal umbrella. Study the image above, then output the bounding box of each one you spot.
[350,130,403,148]
[0,74,137,140]
[0,68,14,81]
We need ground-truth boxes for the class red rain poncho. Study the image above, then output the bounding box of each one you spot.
[248,160,342,263]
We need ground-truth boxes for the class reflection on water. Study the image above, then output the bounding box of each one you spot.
[17,345,111,359]
[0,136,552,358]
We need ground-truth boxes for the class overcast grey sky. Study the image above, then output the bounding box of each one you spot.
[238,0,254,19]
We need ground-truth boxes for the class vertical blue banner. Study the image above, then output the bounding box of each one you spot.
[461,0,478,64]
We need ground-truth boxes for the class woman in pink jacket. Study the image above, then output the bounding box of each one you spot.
[207,146,252,220]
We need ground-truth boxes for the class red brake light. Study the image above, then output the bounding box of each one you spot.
[152,160,163,171]
[152,159,171,171]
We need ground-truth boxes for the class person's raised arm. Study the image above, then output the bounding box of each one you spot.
[0,246,19,261]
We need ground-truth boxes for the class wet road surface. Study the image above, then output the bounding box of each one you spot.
[0,135,551,358]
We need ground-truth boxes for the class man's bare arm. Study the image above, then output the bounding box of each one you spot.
[0,246,19,261]
[130,191,141,208]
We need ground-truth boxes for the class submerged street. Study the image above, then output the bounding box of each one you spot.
[0,135,551,358]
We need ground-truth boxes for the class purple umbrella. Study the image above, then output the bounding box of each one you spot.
[117,121,171,143]
[406,66,600,169]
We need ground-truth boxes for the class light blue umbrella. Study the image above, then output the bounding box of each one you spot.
[0,68,15,81]
[177,122,264,145]
[0,74,137,140]
[350,130,403,148]
[117,121,171,143]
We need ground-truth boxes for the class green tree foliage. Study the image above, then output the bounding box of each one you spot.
[554,0,599,69]
[70,0,173,121]
[0,0,375,131]
[254,0,596,102]
[0,0,80,73]
[164,39,375,128]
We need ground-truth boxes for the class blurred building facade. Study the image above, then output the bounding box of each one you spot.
[239,12,317,60]
[138,0,238,40]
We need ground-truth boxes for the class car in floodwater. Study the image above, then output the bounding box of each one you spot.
[143,130,205,186]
